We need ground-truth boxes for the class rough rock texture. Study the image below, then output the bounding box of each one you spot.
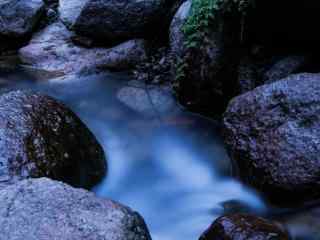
[169,0,192,57]
[19,22,147,75]
[0,178,152,240]
[58,0,89,28]
[0,90,106,189]
[73,0,173,43]
[0,0,45,39]
[223,73,320,204]
[200,214,289,240]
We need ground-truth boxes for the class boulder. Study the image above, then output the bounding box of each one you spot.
[223,73,320,205]
[0,178,151,240]
[59,0,89,28]
[172,3,240,116]
[19,22,147,75]
[73,0,173,43]
[200,214,289,240]
[169,0,192,57]
[0,0,45,39]
[0,90,106,189]
[263,55,308,84]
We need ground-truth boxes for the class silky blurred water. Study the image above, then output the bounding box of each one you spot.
[0,67,266,240]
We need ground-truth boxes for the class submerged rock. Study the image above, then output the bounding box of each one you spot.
[0,90,106,189]
[19,22,147,75]
[0,178,152,240]
[73,0,173,43]
[0,0,45,39]
[223,73,320,205]
[200,214,289,240]
[117,81,177,118]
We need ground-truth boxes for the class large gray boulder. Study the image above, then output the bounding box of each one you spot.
[0,178,152,240]
[223,73,320,205]
[72,0,172,43]
[0,0,45,39]
[19,22,148,75]
[0,90,106,189]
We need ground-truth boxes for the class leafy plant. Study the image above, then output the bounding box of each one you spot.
[174,0,255,83]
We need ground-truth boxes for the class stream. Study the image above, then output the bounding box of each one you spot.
[0,64,266,240]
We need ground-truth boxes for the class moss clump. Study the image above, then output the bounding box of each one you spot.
[174,0,254,84]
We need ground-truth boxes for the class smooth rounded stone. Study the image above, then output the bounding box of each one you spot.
[0,90,106,189]
[0,0,45,39]
[223,73,320,205]
[59,0,89,28]
[200,214,289,240]
[0,178,152,240]
[19,22,147,76]
[117,82,178,118]
[169,0,192,57]
[73,0,171,43]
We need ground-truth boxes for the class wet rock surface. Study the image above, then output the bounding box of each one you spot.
[19,22,147,75]
[0,90,106,189]
[73,0,174,43]
[0,178,152,240]
[169,0,192,58]
[223,73,320,205]
[58,0,89,28]
[0,0,45,39]
[200,214,289,240]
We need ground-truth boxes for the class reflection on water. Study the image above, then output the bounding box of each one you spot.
[0,68,265,240]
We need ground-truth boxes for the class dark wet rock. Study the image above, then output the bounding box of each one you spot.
[200,214,289,240]
[169,0,192,58]
[19,22,147,76]
[0,178,151,240]
[73,0,177,43]
[117,81,178,118]
[174,10,240,116]
[263,55,308,84]
[237,55,258,94]
[0,0,45,39]
[0,90,106,189]
[223,73,320,205]
[59,0,89,28]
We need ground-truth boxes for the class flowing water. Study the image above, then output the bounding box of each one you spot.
[0,63,267,240]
